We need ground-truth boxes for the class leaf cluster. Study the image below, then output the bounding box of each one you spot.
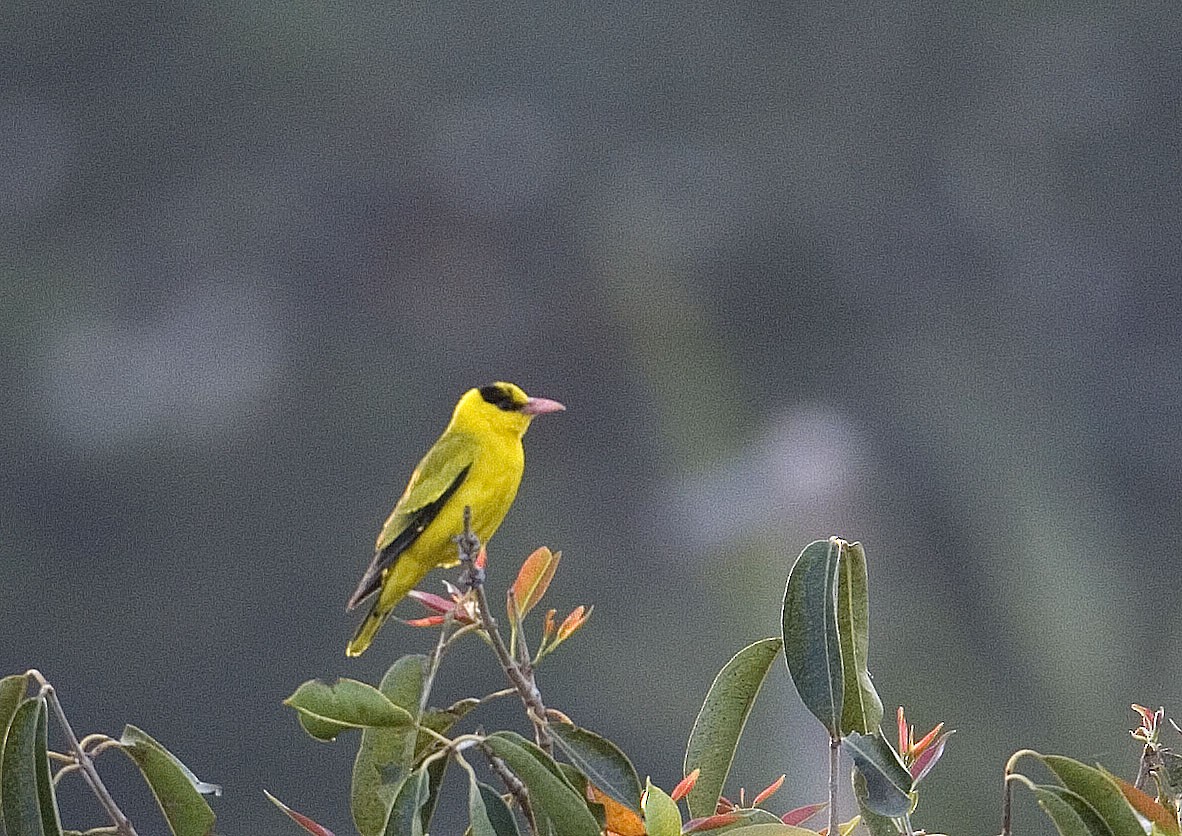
[7,533,1178,836]
[273,535,949,836]
[0,671,220,836]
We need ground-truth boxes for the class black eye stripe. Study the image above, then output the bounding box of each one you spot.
[479,385,518,411]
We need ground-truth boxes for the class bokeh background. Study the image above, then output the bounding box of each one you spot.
[4,2,1180,833]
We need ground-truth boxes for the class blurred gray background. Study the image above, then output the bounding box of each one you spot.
[3,1,1179,833]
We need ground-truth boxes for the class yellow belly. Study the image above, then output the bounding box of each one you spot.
[380,437,524,606]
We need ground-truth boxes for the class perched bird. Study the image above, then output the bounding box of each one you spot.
[346,382,565,656]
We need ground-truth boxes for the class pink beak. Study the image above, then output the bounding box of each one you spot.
[520,396,566,415]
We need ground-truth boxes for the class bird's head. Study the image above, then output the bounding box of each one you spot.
[454,381,565,437]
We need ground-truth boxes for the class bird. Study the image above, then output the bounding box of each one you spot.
[345,382,565,656]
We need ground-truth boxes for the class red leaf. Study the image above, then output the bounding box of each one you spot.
[751,774,785,806]
[781,802,827,826]
[670,768,700,802]
[556,605,591,642]
[683,813,742,832]
[404,615,446,627]
[1110,773,1182,835]
[407,590,455,613]
[264,791,336,836]
[405,589,475,625]
[509,547,561,619]
[910,722,945,758]
[910,731,954,784]
[1131,703,1157,726]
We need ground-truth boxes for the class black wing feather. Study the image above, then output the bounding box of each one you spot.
[346,463,471,610]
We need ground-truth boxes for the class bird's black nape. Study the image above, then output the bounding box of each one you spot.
[478,384,521,411]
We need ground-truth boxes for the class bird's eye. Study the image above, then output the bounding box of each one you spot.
[478,385,519,411]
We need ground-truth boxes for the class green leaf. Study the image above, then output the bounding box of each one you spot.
[416,751,449,832]
[641,778,682,836]
[842,731,912,818]
[384,765,431,836]
[0,673,31,817]
[782,539,844,737]
[683,637,783,819]
[285,678,414,741]
[1033,788,1094,836]
[852,770,901,836]
[1159,751,1182,794]
[484,732,600,836]
[469,777,522,836]
[0,676,29,738]
[457,755,523,836]
[264,790,337,835]
[489,732,580,789]
[1042,785,1117,836]
[555,764,609,830]
[836,542,882,735]
[1,697,62,836]
[415,698,479,762]
[1019,782,1101,836]
[1042,756,1144,836]
[297,712,351,742]
[119,725,218,836]
[351,656,427,836]
[550,722,642,814]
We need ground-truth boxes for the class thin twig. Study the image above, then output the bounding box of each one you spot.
[829,736,840,836]
[512,592,535,667]
[477,687,518,705]
[1000,749,1038,836]
[88,739,125,758]
[79,733,115,752]
[53,763,82,785]
[420,613,457,717]
[475,569,554,752]
[1133,742,1153,791]
[455,507,554,754]
[1000,772,1013,836]
[416,724,457,748]
[900,811,917,836]
[27,670,139,836]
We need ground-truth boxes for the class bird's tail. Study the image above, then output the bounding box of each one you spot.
[345,562,420,657]
[346,605,388,657]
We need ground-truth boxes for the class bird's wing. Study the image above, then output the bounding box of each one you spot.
[346,432,475,610]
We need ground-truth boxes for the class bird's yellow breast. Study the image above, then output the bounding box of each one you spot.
[407,428,525,570]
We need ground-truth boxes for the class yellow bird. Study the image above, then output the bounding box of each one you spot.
[346,382,565,656]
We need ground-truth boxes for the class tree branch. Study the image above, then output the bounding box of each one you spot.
[27,670,139,836]
[480,743,539,836]
[455,507,554,755]
[829,736,840,836]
